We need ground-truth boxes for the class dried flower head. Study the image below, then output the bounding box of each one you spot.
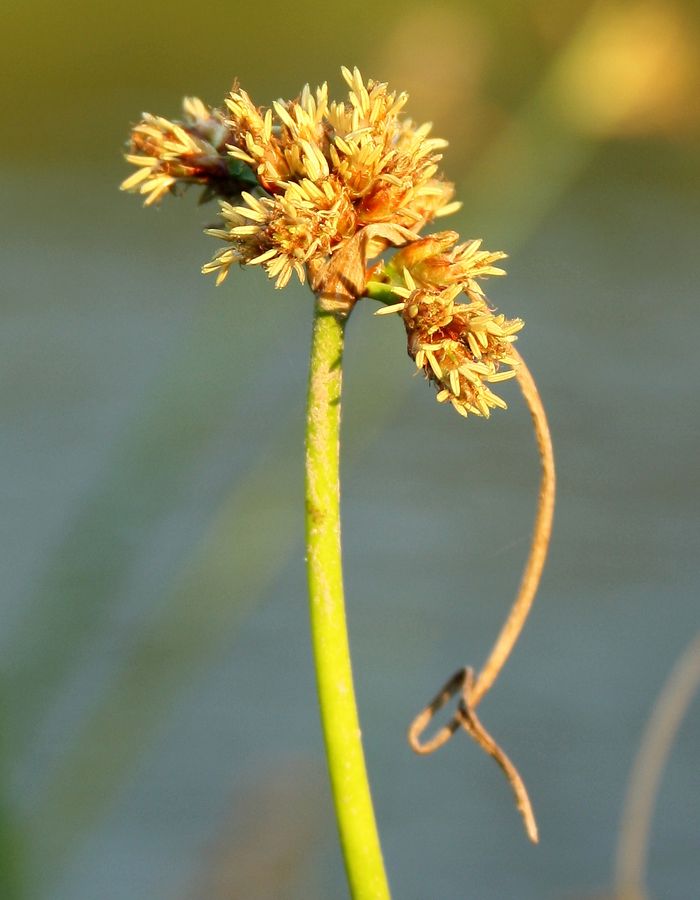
[373,232,523,418]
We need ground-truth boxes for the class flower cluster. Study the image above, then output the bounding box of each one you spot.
[121,69,525,420]
[121,97,257,206]
[373,233,523,418]
[122,68,458,291]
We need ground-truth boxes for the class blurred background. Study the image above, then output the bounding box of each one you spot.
[2,0,700,897]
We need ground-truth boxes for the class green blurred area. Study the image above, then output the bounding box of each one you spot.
[2,1,700,898]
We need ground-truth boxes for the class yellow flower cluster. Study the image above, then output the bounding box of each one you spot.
[374,233,523,418]
[121,98,245,206]
[204,68,459,288]
[122,68,458,289]
[121,70,525,420]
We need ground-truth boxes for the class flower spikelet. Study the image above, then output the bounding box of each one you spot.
[121,98,253,206]
[390,231,508,292]
[403,287,523,418]
[202,180,356,288]
[375,233,522,419]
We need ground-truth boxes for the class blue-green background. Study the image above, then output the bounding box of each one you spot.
[3,1,700,897]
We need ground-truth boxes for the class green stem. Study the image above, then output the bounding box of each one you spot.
[305,298,391,900]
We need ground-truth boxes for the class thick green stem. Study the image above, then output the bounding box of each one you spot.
[305,299,391,900]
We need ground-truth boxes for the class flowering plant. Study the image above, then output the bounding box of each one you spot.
[122,68,555,898]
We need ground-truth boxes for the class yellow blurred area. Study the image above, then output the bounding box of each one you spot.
[380,4,496,157]
[375,0,699,155]
[4,0,698,170]
[552,1,700,136]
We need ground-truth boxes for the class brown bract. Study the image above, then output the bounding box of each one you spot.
[309,224,418,315]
